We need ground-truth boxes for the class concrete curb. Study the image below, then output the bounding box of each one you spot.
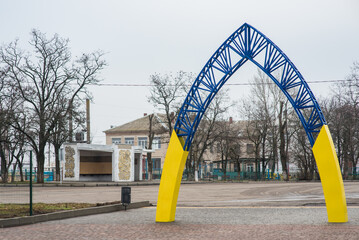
[0,201,151,228]
[0,182,162,187]
[0,180,215,187]
[4,180,355,188]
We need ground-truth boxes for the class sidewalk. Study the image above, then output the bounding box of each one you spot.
[1,206,359,240]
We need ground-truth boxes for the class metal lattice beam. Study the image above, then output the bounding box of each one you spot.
[174,23,326,150]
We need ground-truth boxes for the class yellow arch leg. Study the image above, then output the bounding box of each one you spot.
[156,130,189,222]
[312,125,348,222]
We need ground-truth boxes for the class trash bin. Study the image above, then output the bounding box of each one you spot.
[121,187,131,205]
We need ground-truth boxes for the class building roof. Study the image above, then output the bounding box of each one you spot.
[103,113,168,134]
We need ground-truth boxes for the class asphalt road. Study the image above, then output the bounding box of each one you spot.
[1,181,359,207]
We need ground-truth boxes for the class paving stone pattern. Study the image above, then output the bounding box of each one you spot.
[1,207,359,240]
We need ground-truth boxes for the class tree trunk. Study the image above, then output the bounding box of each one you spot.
[194,170,199,182]
[186,150,194,181]
[53,144,61,181]
[236,159,241,180]
[261,133,267,179]
[194,159,199,182]
[255,158,259,181]
[11,161,17,183]
[187,160,194,181]
[271,130,278,178]
[353,165,357,180]
[279,102,289,181]
[254,146,260,181]
[147,152,153,181]
[36,150,45,183]
[18,157,24,182]
[309,153,315,180]
[222,159,227,181]
[0,146,8,183]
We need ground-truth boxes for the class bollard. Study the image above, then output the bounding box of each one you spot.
[121,187,131,210]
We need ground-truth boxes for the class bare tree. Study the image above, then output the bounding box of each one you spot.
[49,98,85,181]
[241,71,295,180]
[326,62,359,179]
[186,90,231,181]
[0,29,106,183]
[291,119,316,180]
[0,118,27,183]
[241,72,273,180]
[0,69,27,183]
[148,71,195,137]
[228,135,242,180]
[278,101,290,181]
[215,120,232,181]
[214,117,243,181]
[0,68,7,182]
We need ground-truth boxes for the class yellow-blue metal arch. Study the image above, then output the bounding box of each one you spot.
[174,23,325,150]
[156,23,347,223]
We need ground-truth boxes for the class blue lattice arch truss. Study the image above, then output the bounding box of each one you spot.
[175,23,326,150]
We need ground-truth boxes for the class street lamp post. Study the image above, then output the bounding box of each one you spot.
[29,150,33,216]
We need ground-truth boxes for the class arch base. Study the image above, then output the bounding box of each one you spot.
[156,131,188,222]
[312,125,348,223]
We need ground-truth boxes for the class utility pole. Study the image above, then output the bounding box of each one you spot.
[86,99,91,144]
[69,100,73,142]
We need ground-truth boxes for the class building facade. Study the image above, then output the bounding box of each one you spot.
[104,113,261,180]
[104,113,169,179]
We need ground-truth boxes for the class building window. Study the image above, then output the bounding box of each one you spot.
[153,158,161,170]
[125,137,134,145]
[112,138,121,144]
[247,163,254,172]
[138,137,147,149]
[246,143,254,154]
[152,137,161,149]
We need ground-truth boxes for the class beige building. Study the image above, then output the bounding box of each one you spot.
[104,113,169,179]
[104,114,258,180]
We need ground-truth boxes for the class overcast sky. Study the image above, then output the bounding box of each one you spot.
[1,0,358,144]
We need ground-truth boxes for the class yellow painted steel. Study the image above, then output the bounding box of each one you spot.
[312,125,348,223]
[156,130,189,222]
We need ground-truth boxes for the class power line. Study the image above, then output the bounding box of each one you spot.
[90,79,352,87]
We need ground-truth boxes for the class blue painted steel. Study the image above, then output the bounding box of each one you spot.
[174,23,326,150]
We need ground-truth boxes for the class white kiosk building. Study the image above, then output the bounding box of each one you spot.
[61,143,144,182]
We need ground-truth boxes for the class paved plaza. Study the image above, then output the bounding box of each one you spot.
[1,182,359,239]
[1,206,359,239]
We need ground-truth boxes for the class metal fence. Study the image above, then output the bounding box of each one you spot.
[0,152,38,217]
[5,170,54,183]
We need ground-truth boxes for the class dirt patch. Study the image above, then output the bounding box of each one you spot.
[0,203,97,218]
